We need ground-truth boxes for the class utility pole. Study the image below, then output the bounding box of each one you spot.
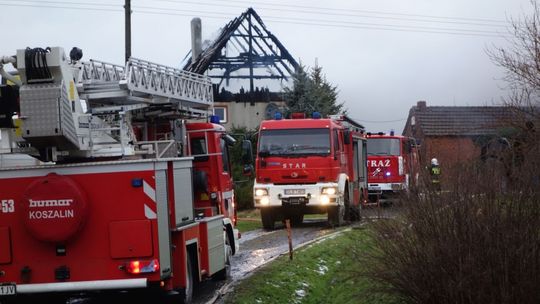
[124,0,131,63]
[248,12,254,105]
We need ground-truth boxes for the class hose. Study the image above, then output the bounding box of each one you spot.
[25,47,52,82]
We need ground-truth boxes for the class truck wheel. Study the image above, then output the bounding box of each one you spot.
[225,224,236,255]
[290,214,304,226]
[181,258,194,304]
[328,205,344,227]
[261,209,275,230]
[343,188,352,221]
[213,243,232,281]
[346,204,357,222]
[354,204,362,222]
[356,192,365,221]
[347,198,361,222]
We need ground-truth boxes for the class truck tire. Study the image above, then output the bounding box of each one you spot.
[261,208,275,230]
[182,258,194,304]
[213,243,231,281]
[328,205,344,227]
[225,224,236,255]
[343,188,352,221]
[290,214,304,226]
[346,193,361,222]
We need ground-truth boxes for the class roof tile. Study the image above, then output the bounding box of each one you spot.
[413,106,512,136]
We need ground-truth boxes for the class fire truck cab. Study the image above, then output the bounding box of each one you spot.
[254,114,368,230]
[366,132,419,204]
[187,122,238,233]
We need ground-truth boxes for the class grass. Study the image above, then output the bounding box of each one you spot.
[237,208,261,219]
[236,219,262,233]
[304,214,326,220]
[226,226,400,304]
[236,209,262,233]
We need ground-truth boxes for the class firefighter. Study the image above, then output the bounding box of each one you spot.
[430,158,441,191]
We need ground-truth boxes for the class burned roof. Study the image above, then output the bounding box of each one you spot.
[183,8,298,80]
[405,103,514,136]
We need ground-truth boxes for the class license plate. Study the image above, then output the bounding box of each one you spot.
[0,283,16,296]
[284,189,305,195]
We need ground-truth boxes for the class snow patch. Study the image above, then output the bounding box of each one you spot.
[313,233,340,245]
[292,282,309,303]
[316,258,328,275]
[266,281,281,288]
[317,264,329,275]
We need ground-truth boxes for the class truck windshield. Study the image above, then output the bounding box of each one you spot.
[258,128,330,156]
[367,138,401,156]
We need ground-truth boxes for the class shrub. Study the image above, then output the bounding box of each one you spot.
[229,126,257,210]
[360,130,540,304]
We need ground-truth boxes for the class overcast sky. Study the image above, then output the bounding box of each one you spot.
[0,0,533,132]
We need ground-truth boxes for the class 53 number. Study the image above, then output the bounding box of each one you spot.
[1,199,14,213]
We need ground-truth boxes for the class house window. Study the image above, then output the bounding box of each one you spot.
[213,107,227,123]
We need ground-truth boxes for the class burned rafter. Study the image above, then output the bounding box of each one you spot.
[183,8,299,97]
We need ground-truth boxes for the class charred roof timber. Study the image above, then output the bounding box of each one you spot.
[183,8,299,102]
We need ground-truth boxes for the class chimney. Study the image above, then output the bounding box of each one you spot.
[191,18,202,61]
[417,100,427,111]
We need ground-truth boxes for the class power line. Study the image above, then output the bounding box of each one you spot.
[8,0,508,29]
[186,0,508,24]
[4,0,512,30]
[0,2,122,12]
[146,0,509,27]
[132,7,508,38]
[134,5,508,36]
[0,1,510,38]
[14,0,121,7]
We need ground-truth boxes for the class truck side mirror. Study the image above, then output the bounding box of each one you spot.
[241,140,253,165]
[243,164,253,176]
[222,134,237,146]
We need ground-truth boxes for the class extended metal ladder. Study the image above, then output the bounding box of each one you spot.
[79,58,213,113]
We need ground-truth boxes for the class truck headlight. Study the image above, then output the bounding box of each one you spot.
[321,187,337,195]
[254,188,268,197]
[320,195,330,204]
[260,196,270,205]
[391,183,403,190]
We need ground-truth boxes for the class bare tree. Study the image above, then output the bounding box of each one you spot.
[488,1,540,186]
[490,1,540,115]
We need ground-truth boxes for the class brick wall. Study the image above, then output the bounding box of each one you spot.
[422,136,481,182]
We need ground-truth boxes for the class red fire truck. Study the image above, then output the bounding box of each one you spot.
[254,113,368,230]
[0,47,250,303]
[366,132,419,203]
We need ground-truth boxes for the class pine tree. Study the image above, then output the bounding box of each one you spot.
[284,63,313,114]
[309,64,344,116]
[284,62,345,117]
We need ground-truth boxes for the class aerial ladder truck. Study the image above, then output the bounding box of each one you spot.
[0,46,250,303]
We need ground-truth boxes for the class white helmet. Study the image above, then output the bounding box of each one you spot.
[431,158,439,166]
